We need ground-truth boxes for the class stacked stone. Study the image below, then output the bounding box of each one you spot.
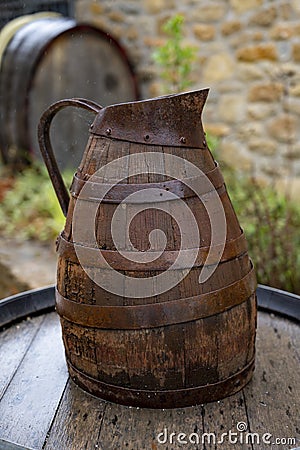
[75,0,300,192]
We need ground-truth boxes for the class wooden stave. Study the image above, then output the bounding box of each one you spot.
[56,135,255,311]
[58,292,256,399]
[56,227,256,403]
[57,147,246,309]
[54,121,256,407]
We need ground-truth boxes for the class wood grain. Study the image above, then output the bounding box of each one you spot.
[0,313,68,450]
[98,401,204,450]
[0,315,44,399]
[0,310,298,449]
[44,380,106,450]
[243,313,300,450]
[56,129,257,405]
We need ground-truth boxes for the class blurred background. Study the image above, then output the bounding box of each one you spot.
[0,0,299,298]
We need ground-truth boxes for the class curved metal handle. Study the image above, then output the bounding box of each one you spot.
[37,98,102,216]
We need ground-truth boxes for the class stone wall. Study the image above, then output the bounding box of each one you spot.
[75,0,300,192]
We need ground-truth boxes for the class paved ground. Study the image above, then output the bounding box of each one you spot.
[0,237,57,299]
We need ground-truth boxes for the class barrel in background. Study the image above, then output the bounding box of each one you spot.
[0,0,72,29]
[0,15,139,169]
[41,90,258,408]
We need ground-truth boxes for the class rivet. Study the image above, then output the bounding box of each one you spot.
[144,134,150,141]
[203,140,207,147]
[90,123,94,129]
[180,136,186,144]
[106,128,112,135]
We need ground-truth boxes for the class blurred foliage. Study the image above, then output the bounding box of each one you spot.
[211,146,300,295]
[0,163,72,241]
[152,14,197,94]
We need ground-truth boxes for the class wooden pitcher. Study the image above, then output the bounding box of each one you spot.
[38,89,257,408]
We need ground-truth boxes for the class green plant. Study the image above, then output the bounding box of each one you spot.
[211,150,300,295]
[152,14,197,94]
[0,163,72,241]
[234,178,300,294]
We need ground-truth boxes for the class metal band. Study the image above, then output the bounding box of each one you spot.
[91,88,209,148]
[70,163,225,203]
[55,267,256,329]
[67,357,255,408]
[56,232,248,271]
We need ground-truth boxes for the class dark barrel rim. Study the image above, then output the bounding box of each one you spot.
[0,284,299,329]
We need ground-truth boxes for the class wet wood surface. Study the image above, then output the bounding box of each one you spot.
[56,137,256,406]
[0,310,299,450]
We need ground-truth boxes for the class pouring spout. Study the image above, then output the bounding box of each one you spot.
[91,88,210,148]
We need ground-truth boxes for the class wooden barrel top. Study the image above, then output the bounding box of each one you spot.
[0,287,299,450]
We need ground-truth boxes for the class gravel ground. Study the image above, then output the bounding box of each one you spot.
[0,237,57,299]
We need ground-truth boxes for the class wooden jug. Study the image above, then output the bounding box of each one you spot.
[38,89,257,408]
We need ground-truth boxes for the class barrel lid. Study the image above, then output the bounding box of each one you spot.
[91,88,209,148]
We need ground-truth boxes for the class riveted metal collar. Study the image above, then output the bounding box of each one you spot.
[90,89,209,147]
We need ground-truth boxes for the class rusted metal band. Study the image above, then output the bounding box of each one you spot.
[90,88,209,148]
[56,232,248,271]
[55,266,256,329]
[70,163,224,203]
[67,357,255,408]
